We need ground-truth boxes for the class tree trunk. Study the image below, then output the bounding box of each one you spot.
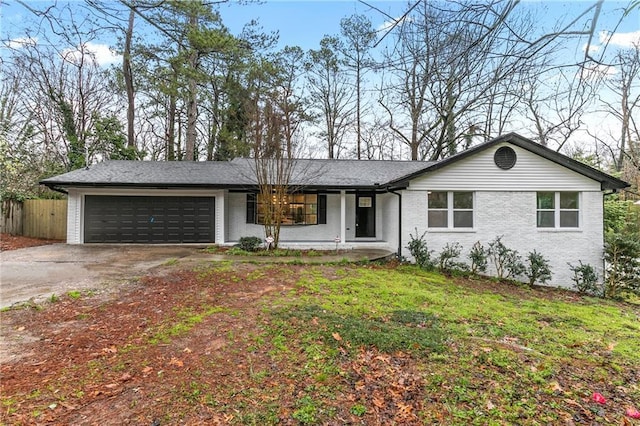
[185,12,199,161]
[356,63,361,160]
[123,7,135,149]
[167,91,176,161]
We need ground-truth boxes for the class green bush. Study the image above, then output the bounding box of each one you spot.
[468,241,488,274]
[524,250,552,286]
[603,198,640,299]
[407,228,435,270]
[437,242,468,272]
[237,236,263,252]
[604,233,640,298]
[487,236,525,280]
[568,261,602,296]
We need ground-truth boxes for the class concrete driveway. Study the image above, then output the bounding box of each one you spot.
[0,244,209,309]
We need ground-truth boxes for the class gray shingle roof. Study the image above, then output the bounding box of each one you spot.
[40,158,434,190]
[40,133,629,192]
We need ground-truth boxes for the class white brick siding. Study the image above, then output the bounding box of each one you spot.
[401,190,605,289]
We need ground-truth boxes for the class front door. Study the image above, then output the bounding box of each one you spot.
[355,192,376,238]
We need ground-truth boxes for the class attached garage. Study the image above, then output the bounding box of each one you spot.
[84,195,215,243]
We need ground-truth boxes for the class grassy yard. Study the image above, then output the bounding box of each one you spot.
[276,264,640,424]
[1,261,639,425]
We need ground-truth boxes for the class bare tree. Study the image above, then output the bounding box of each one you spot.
[245,58,294,247]
[4,27,116,170]
[523,65,600,150]
[603,45,640,172]
[379,1,527,160]
[123,5,136,149]
[338,14,376,159]
[305,36,355,159]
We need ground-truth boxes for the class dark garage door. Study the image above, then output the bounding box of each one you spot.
[84,196,215,243]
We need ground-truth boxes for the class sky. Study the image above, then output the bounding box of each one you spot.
[1,0,638,66]
[217,0,639,51]
[0,0,638,158]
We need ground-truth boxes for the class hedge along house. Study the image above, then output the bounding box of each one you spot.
[41,133,628,288]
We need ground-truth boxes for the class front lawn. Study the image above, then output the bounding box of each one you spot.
[1,262,638,425]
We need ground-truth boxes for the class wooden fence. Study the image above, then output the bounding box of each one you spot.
[1,199,67,240]
[1,200,23,235]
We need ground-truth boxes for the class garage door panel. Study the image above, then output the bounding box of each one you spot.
[84,196,215,243]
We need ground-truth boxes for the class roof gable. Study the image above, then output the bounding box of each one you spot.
[391,133,629,191]
[408,141,602,191]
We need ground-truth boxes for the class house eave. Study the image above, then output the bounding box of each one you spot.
[40,182,402,193]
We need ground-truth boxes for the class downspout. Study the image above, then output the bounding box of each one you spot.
[388,188,402,260]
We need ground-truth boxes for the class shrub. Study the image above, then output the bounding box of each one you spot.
[237,236,263,252]
[468,241,488,274]
[407,228,435,270]
[568,261,602,296]
[604,233,640,298]
[524,250,552,286]
[437,242,468,272]
[487,236,525,280]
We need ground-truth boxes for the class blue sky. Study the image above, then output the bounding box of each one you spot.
[216,1,639,56]
[1,0,638,61]
[217,0,408,50]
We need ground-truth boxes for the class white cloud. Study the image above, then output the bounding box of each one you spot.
[6,37,38,49]
[376,15,411,33]
[599,30,640,48]
[62,42,121,67]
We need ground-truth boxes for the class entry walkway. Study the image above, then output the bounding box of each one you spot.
[203,248,396,264]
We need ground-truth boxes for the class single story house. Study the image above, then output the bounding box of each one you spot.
[41,133,629,288]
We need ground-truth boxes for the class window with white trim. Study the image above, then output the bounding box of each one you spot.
[536,191,579,228]
[428,191,474,229]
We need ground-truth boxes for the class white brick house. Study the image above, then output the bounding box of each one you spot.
[41,133,628,288]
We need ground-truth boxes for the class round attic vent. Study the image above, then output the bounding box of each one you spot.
[494,146,517,170]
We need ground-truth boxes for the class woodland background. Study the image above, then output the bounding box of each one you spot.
[0,0,639,201]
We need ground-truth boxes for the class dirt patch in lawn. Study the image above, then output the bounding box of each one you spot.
[1,262,301,425]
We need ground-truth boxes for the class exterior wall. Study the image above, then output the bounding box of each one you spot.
[379,192,399,252]
[227,192,397,246]
[65,188,225,244]
[401,143,606,289]
[67,189,82,244]
[66,188,397,248]
[409,143,601,191]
